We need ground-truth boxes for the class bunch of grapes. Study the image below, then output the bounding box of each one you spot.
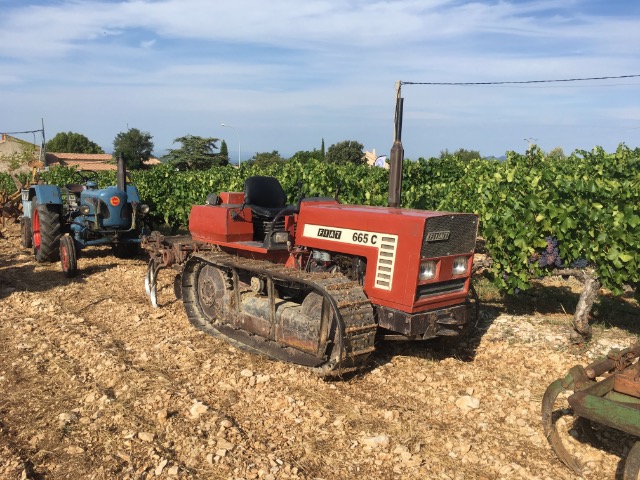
[532,236,563,268]
[570,258,589,269]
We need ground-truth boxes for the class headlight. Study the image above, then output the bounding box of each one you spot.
[79,205,91,215]
[452,256,469,275]
[419,260,437,281]
[273,232,289,244]
[139,204,150,214]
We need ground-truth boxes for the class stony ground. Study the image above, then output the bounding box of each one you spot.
[1,221,639,480]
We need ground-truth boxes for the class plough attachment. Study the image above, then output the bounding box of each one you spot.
[542,343,640,478]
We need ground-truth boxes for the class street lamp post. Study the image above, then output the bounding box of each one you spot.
[221,123,241,166]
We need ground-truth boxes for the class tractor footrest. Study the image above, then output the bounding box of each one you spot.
[437,316,466,326]
[436,328,460,337]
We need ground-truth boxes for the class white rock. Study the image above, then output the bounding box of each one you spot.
[190,400,208,418]
[455,395,480,411]
[155,459,167,476]
[138,432,155,442]
[240,369,254,377]
[360,434,390,448]
[217,438,234,450]
[66,446,84,454]
[58,412,76,424]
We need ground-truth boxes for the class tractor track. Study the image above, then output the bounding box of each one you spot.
[182,251,378,377]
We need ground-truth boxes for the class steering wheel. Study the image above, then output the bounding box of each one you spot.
[71,170,98,184]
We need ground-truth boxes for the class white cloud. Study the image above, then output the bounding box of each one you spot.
[1,0,639,158]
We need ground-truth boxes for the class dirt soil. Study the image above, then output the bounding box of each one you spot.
[1,221,638,480]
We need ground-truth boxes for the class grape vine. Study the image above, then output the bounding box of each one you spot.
[2,144,638,299]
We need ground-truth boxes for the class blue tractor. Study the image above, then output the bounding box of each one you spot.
[20,154,150,277]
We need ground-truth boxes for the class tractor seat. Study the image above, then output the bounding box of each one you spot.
[243,176,289,218]
[66,184,86,194]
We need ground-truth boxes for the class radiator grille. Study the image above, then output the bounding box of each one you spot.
[375,235,397,290]
[416,278,466,300]
[421,214,477,258]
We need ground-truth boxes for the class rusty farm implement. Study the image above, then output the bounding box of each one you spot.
[542,343,640,478]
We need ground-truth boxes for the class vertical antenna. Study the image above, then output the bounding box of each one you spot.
[388,81,404,208]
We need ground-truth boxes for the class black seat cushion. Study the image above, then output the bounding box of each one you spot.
[244,176,288,218]
[66,184,85,194]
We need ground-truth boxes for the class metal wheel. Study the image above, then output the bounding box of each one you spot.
[193,263,227,323]
[59,235,78,278]
[541,378,582,475]
[623,441,640,480]
[145,260,159,308]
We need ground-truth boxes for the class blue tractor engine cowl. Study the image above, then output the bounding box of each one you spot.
[80,185,142,229]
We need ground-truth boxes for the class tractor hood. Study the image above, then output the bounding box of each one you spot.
[80,185,141,229]
[295,201,478,311]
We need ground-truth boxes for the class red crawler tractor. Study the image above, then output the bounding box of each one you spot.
[142,89,478,375]
[143,174,478,375]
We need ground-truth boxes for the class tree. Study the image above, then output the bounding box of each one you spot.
[325,140,364,165]
[290,149,324,164]
[245,150,286,168]
[162,135,225,170]
[112,128,154,170]
[321,138,325,160]
[546,146,566,161]
[219,140,229,165]
[46,132,104,154]
[439,148,481,162]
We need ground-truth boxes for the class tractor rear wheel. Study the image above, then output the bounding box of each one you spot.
[60,235,78,277]
[20,217,33,248]
[31,197,62,262]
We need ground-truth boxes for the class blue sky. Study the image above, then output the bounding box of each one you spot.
[1,0,640,161]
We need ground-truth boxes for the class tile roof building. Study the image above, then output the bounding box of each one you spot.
[1,134,161,172]
[46,152,161,171]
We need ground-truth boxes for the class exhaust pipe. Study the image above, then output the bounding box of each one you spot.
[388,81,404,208]
[117,153,127,192]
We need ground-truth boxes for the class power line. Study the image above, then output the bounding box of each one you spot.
[1,129,43,135]
[401,74,640,86]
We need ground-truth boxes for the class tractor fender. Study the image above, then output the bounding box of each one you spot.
[126,185,141,203]
[28,185,63,208]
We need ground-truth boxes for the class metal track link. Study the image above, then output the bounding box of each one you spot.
[183,252,377,376]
